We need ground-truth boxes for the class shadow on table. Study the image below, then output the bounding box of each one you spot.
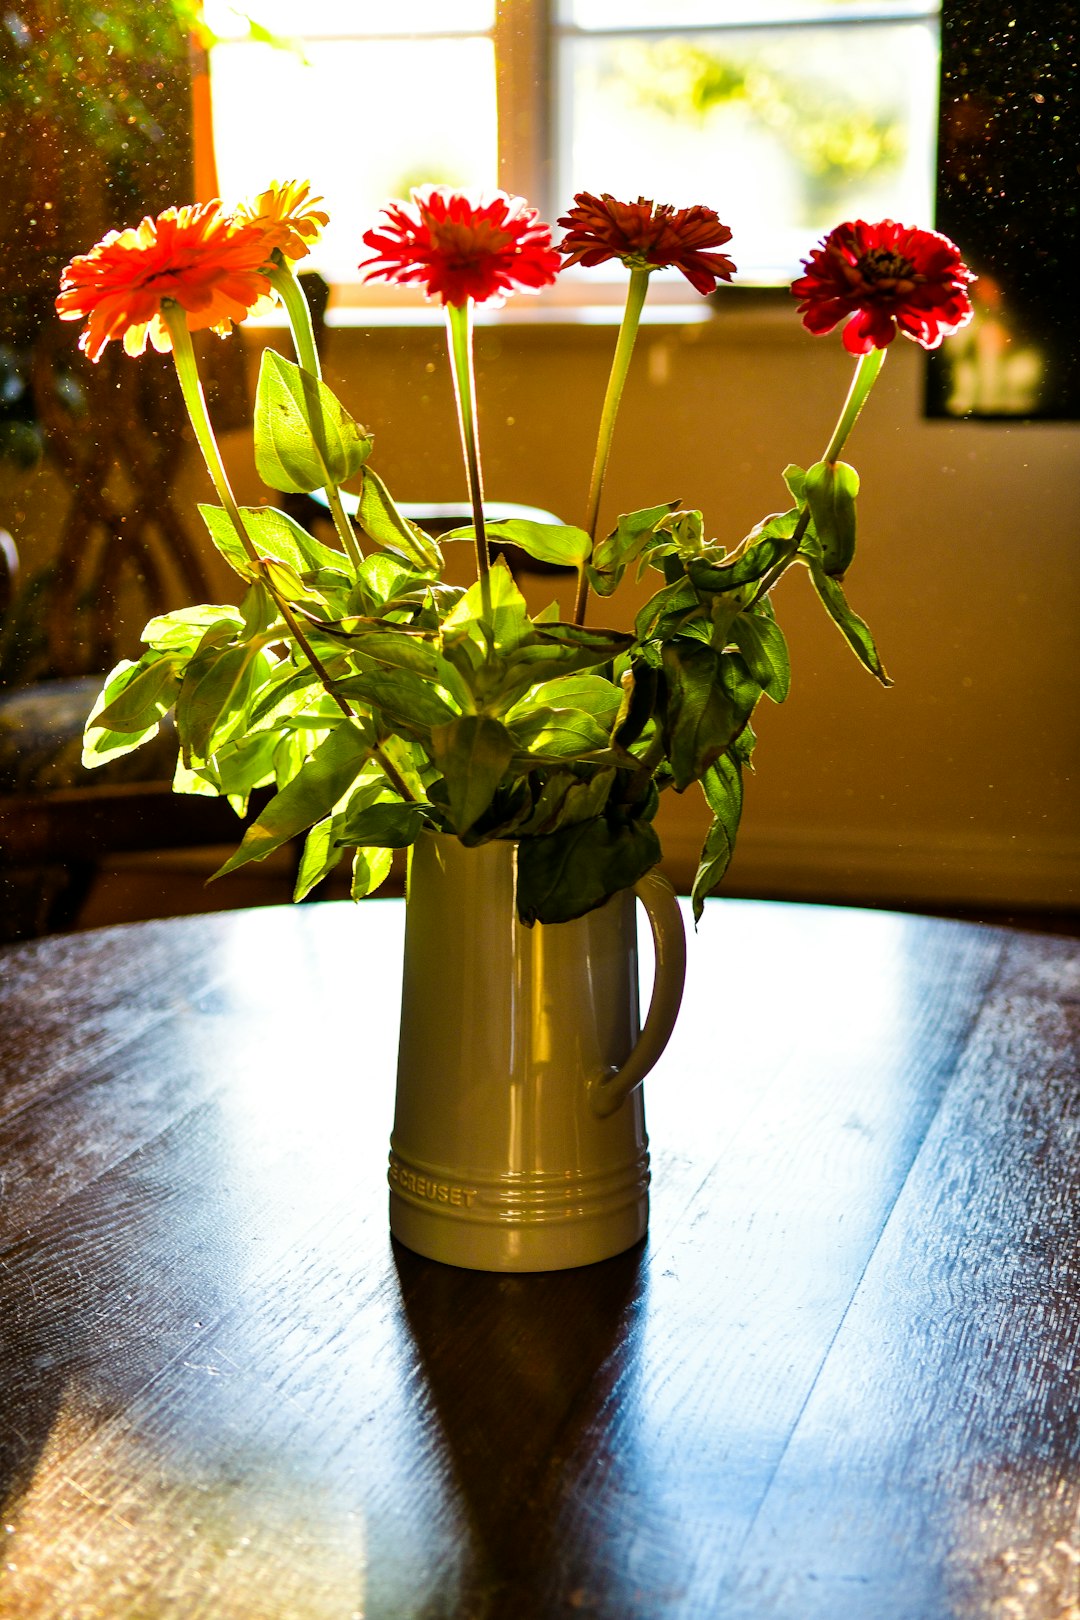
[392,1237,648,1615]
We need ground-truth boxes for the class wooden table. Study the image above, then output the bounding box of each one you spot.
[0,899,1077,1619]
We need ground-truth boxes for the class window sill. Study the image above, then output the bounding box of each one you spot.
[244,286,806,342]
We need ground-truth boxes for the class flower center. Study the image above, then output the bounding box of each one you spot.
[425,215,513,266]
[857,247,919,295]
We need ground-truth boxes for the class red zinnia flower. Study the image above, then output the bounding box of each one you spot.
[791,219,974,354]
[57,202,273,361]
[357,187,561,307]
[556,193,736,294]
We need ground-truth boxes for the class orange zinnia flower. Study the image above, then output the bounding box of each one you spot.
[358,187,561,307]
[235,178,330,262]
[56,202,273,362]
[557,193,736,294]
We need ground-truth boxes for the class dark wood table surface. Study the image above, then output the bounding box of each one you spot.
[0,898,1078,1619]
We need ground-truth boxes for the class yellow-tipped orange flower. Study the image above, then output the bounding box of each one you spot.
[235,178,329,262]
[56,201,273,362]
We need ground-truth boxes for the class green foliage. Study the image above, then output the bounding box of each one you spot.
[81,274,892,928]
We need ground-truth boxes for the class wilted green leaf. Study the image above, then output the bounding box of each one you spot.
[687,533,790,595]
[692,752,744,922]
[588,501,681,595]
[516,814,661,925]
[661,641,742,790]
[805,560,891,685]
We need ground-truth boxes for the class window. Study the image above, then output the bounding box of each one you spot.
[204,0,941,296]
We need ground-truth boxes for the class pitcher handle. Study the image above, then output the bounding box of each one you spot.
[588,870,687,1119]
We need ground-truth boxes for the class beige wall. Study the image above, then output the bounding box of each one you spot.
[8,307,1079,910]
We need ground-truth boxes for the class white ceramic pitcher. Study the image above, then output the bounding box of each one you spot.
[389,832,687,1271]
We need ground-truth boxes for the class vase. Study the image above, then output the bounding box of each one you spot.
[389,831,687,1272]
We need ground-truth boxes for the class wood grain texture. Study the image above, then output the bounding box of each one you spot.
[0,900,1075,1619]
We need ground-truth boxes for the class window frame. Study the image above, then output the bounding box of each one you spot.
[204,0,942,317]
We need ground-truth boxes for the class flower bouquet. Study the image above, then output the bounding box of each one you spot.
[61,183,973,927]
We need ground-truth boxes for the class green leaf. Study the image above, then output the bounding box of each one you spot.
[205,731,279,812]
[142,603,244,657]
[338,800,425,849]
[429,714,516,835]
[351,845,395,899]
[293,814,348,901]
[443,557,529,655]
[445,518,592,569]
[254,348,372,494]
[508,705,611,759]
[661,641,748,791]
[197,504,257,578]
[242,504,349,576]
[344,630,474,712]
[358,467,442,571]
[261,555,326,605]
[334,665,460,733]
[516,815,661,926]
[507,673,621,728]
[635,575,702,642]
[212,723,371,878]
[82,658,176,768]
[803,459,859,578]
[783,464,807,504]
[176,640,272,760]
[91,651,181,736]
[729,609,791,702]
[692,753,744,923]
[805,561,891,685]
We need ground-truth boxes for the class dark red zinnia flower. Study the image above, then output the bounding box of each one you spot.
[357,187,561,307]
[556,192,736,295]
[791,219,974,354]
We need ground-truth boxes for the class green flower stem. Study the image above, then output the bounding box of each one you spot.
[445,299,492,618]
[164,303,259,571]
[163,303,413,804]
[266,259,364,574]
[822,345,887,465]
[751,344,889,606]
[574,265,651,625]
